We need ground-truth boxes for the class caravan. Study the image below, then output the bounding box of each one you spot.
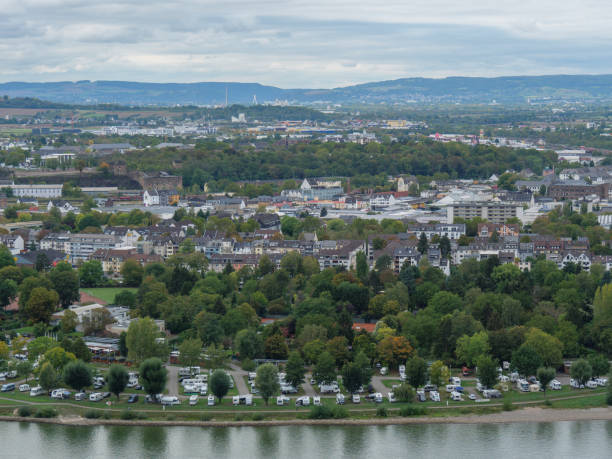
[451,391,463,402]
[549,380,562,390]
[336,393,345,405]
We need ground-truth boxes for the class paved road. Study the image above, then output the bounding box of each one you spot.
[166,366,179,397]
[303,374,317,397]
[228,363,250,395]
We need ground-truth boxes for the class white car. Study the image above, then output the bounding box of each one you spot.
[468,393,477,400]
[352,394,360,404]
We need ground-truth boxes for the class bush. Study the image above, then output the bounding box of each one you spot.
[200,414,212,421]
[241,359,256,372]
[331,406,348,419]
[252,413,264,421]
[120,410,137,420]
[34,408,57,418]
[308,405,333,419]
[376,406,388,417]
[18,406,32,417]
[234,414,244,421]
[102,411,111,420]
[84,410,101,419]
[400,405,427,417]
[502,399,514,411]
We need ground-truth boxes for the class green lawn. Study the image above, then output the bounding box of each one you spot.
[80,288,137,304]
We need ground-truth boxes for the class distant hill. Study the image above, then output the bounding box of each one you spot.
[3,75,612,105]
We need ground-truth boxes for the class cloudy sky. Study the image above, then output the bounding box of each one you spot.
[2,0,612,87]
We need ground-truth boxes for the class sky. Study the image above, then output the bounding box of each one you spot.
[2,0,612,88]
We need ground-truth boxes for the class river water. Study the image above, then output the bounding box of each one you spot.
[1,421,611,458]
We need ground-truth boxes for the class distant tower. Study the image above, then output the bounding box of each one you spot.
[252,94,258,105]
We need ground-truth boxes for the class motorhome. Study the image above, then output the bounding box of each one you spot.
[199,384,208,395]
[352,394,360,404]
[277,395,290,406]
[387,392,396,403]
[313,396,321,406]
[451,391,463,401]
[373,393,383,403]
[189,395,198,406]
[18,384,30,392]
[380,367,388,376]
[429,391,440,402]
[207,395,215,406]
[74,392,87,401]
[529,383,540,392]
[89,392,104,402]
[336,393,345,405]
[586,380,598,389]
[179,367,201,377]
[517,380,529,392]
[451,377,461,386]
[29,386,44,397]
[161,396,180,406]
[296,396,310,406]
[1,383,15,392]
[319,383,340,394]
[549,380,562,390]
[445,384,456,393]
[416,390,426,402]
[232,395,240,405]
[51,388,70,399]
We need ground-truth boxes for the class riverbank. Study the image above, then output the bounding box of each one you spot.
[1,406,611,428]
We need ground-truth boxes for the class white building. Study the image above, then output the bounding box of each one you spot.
[10,184,62,198]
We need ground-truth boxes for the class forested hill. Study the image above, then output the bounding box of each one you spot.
[3,75,612,105]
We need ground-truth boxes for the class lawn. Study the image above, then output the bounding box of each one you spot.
[80,288,137,304]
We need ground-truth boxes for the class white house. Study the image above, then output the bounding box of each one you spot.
[143,189,159,206]
[47,200,77,214]
[0,235,25,255]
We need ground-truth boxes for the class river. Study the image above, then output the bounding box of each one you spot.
[1,421,611,458]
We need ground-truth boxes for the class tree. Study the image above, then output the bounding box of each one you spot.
[114,290,137,308]
[353,350,372,387]
[375,254,392,271]
[476,355,498,389]
[439,235,451,259]
[342,362,363,394]
[139,358,167,397]
[456,331,490,367]
[356,251,369,280]
[537,367,556,396]
[81,308,113,335]
[39,362,57,391]
[121,259,144,287]
[588,353,610,378]
[178,338,202,372]
[23,287,59,323]
[570,359,592,387]
[16,360,33,382]
[235,328,263,360]
[108,364,129,400]
[0,246,15,269]
[377,336,413,368]
[393,383,415,402]
[593,283,612,328]
[429,360,450,387]
[78,260,104,287]
[255,363,280,406]
[210,369,230,403]
[524,328,563,369]
[607,369,612,406]
[63,360,92,392]
[49,267,80,308]
[0,341,8,360]
[284,351,305,390]
[313,351,336,385]
[326,336,350,367]
[0,279,17,311]
[417,232,428,254]
[512,345,543,377]
[43,346,76,370]
[264,333,289,360]
[126,317,166,363]
[406,356,428,388]
[61,309,78,334]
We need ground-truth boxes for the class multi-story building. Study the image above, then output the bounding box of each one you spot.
[407,223,466,240]
[10,184,62,198]
[448,202,523,224]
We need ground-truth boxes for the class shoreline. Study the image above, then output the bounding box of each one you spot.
[1,407,611,428]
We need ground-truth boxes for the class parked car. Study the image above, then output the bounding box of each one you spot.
[127,394,139,403]
[468,393,477,401]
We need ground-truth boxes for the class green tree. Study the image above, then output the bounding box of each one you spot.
[0,245,16,268]
[406,356,428,388]
[108,364,129,400]
[121,259,144,287]
[588,354,611,378]
[49,266,80,308]
[61,309,78,334]
[139,358,167,397]
[114,290,137,308]
[285,351,306,390]
[512,344,543,377]
[38,362,57,391]
[342,362,363,394]
[455,331,490,367]
[255,363,280,406]
[313,351,336,385]
[476,355,498,389]
[429,360,450,387]
[265,333,289,360]
[356,251,368,280]
[43,346,76,370]
[607,370,612,406]
[78,260,104,287]
[537,367,556,396]
[16,360,33,383]
[63,360,92,392]
[126,317,166,363]
[393,383,414,402]
[570,358,592,387]
[524,328,563,368]
[417,232,428,254]
[439,235,451,259]
[23,287,59,323]
[353,350,373,387]
[210,369,230,403]
[178,338,202,372]
[235,328,263,360]
[593,283,612,328]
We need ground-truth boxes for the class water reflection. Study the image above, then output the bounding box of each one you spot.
[341,426,366,457]
[107,425,130,448]
[255,425,279,456]
[141,426,168,457]
[210,426,230,456]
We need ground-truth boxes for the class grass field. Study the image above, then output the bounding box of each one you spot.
[80,288,137,304]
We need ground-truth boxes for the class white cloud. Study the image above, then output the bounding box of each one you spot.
[1,1,612,86]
